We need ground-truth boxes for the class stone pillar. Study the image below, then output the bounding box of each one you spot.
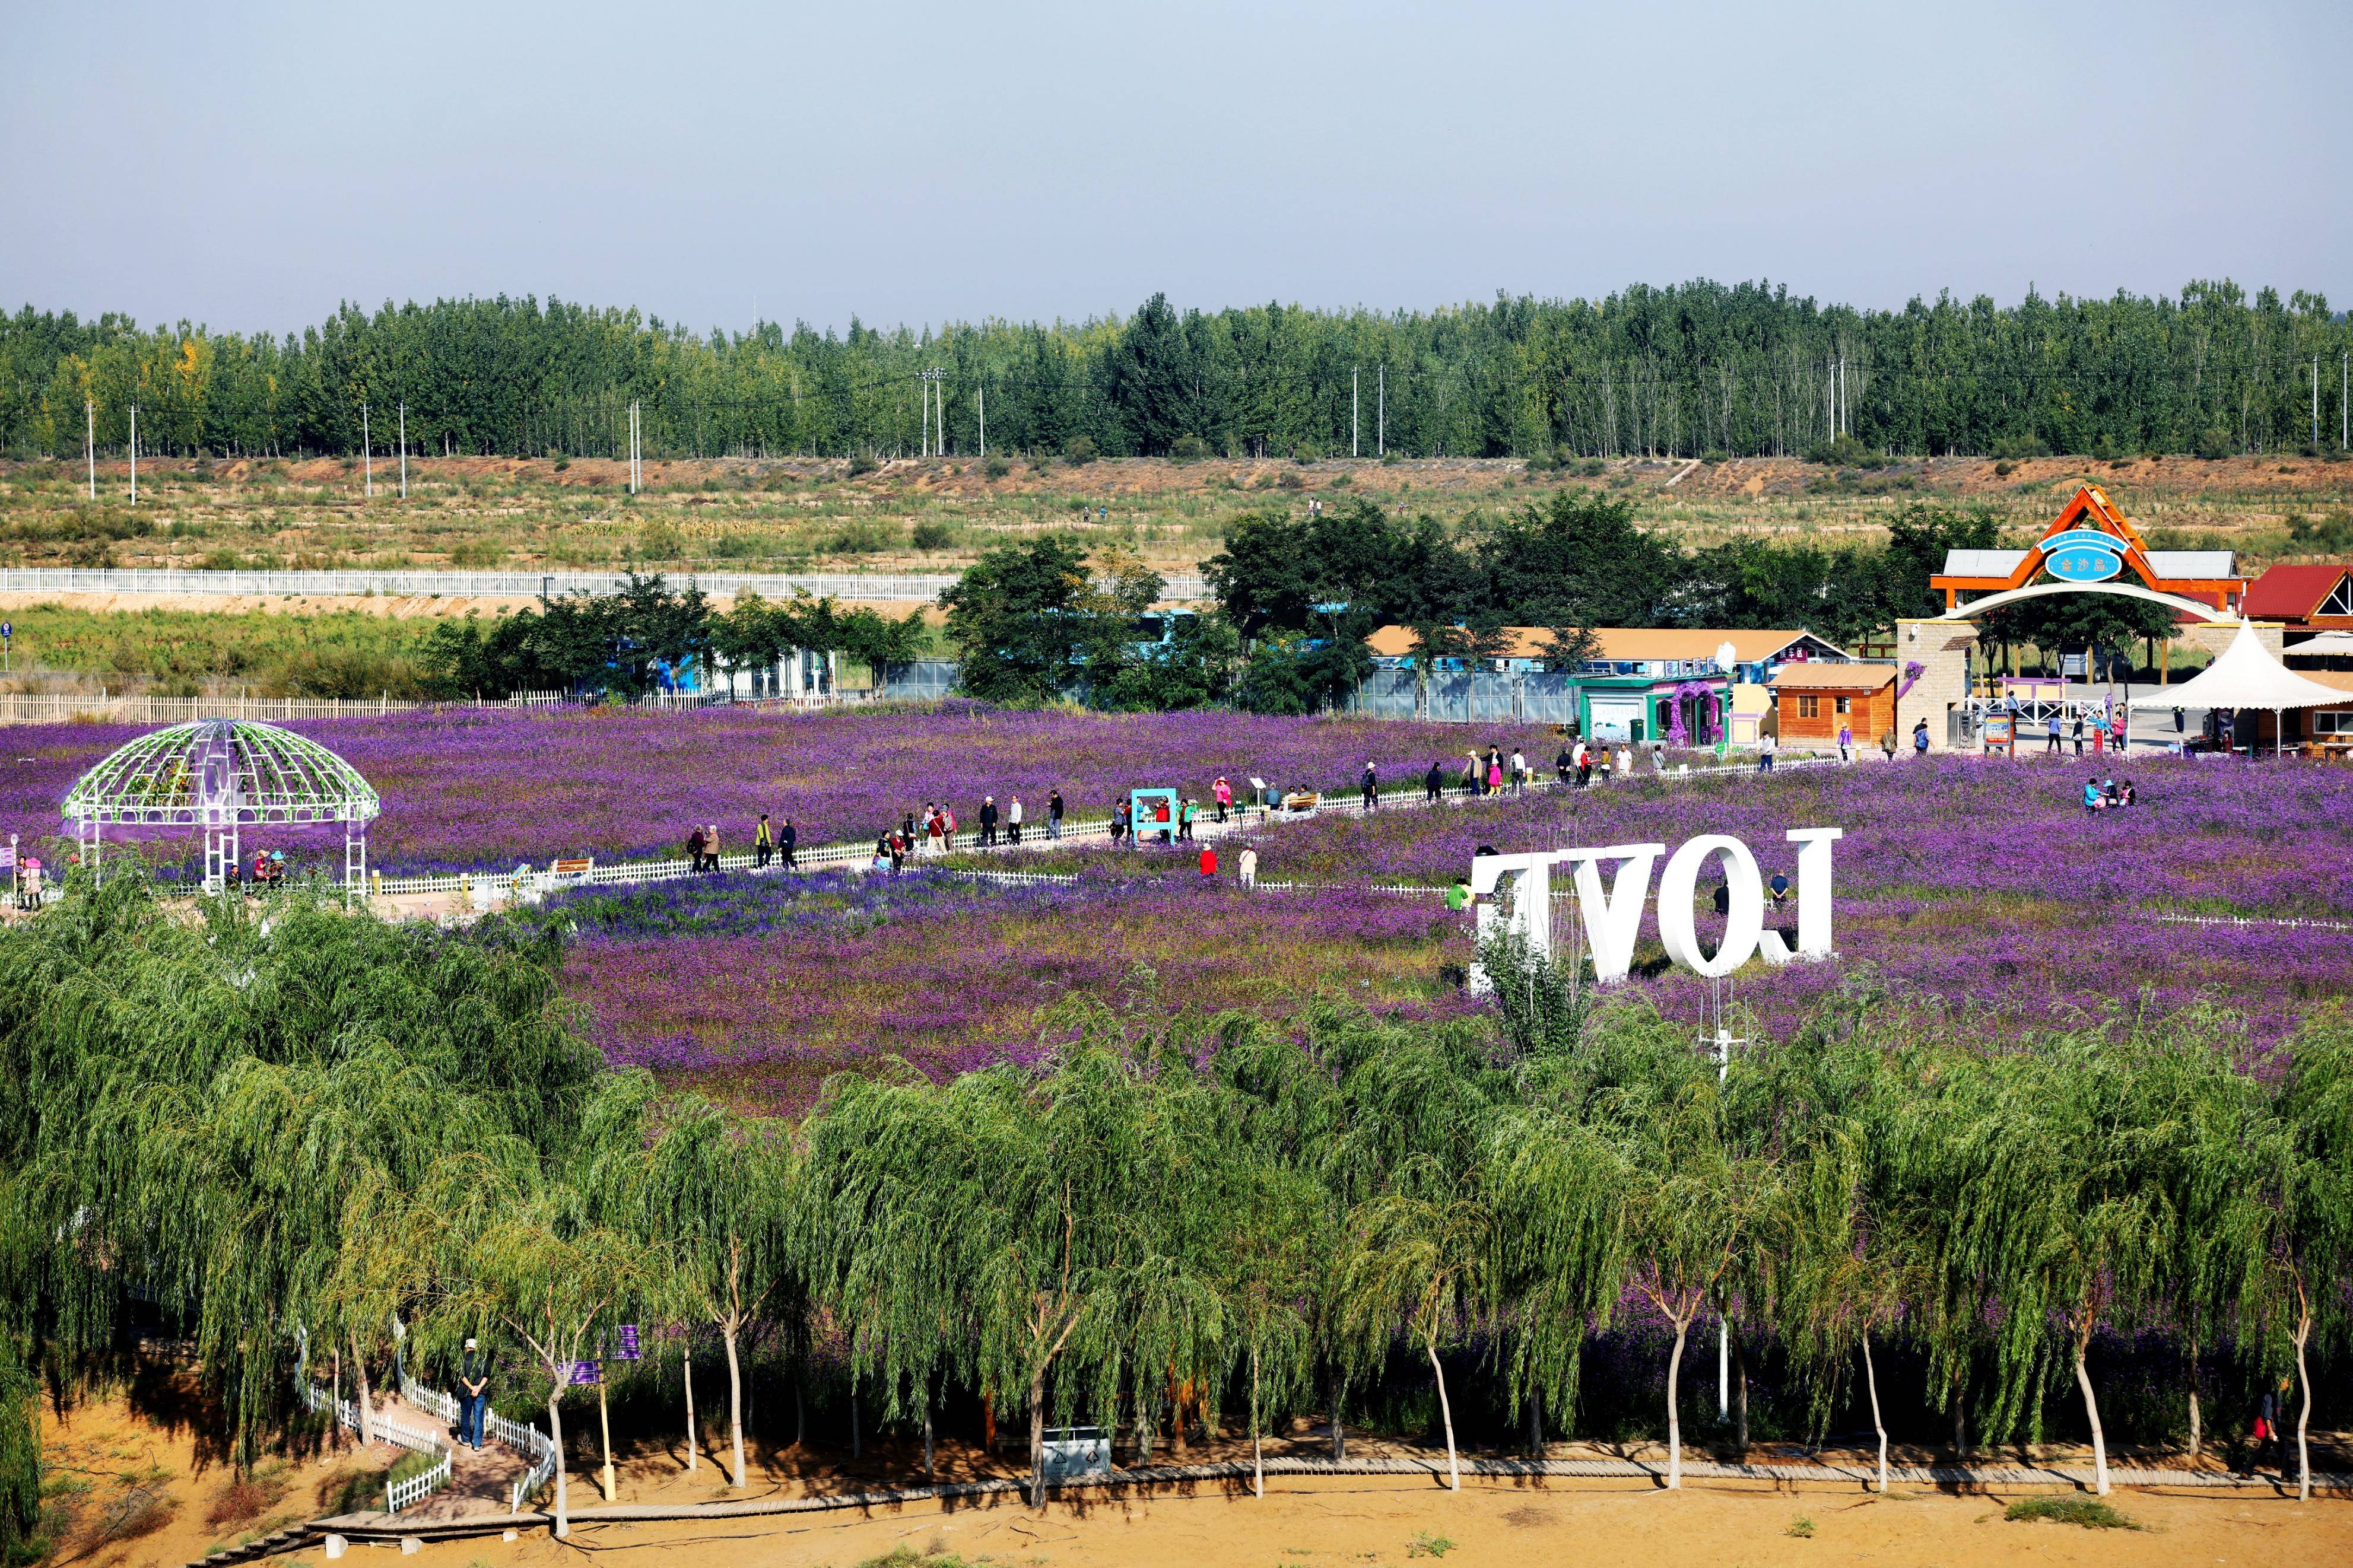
[1893,619,1980,752]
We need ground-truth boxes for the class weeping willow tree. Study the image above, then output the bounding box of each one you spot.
[635,1096,793,1488]
[439,1153,654,1538]
[1578,1015,1783,1489]
[1907,1037,2174,1496]
[0,1330,37,1567]
[797,1064,985,1484]
[2272,1013,2353,1503]
[0,869,603,1477]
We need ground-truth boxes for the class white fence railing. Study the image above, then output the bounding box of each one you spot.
[0,687,893,728]
[0,566,1211,605]
[296,1377,454,1515]
[370,755,1825,908]
[487,1406,558,1513]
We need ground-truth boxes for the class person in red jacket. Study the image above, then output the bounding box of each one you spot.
[1199,845,1218,881]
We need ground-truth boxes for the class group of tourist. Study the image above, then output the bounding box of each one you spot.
[2080,777,2139,812]
[687,815,801,873]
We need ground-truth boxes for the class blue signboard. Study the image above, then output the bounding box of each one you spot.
[2043,529,2126,584]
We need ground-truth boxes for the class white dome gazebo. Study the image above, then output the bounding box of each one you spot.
[61,720,380,896]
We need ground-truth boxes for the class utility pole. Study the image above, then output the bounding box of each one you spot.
[129,405,138,503]
[2314,357,2322,455]
[398,403,408,499]
[85,400,95,500]
[361,402,373,498]
[978,384,986,457]
[1377,364,1385,457]
[2343,352,2348,450]
[1352,367,1360,457]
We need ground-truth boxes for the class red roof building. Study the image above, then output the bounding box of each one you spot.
[2244,564,2353,638]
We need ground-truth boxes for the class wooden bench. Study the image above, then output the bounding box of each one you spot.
[547,857,595,882]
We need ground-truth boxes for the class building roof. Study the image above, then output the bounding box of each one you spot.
[1769,662,1896,691]
[2244,564,2353,621]
[1943,548,2028,577]
[1364,625,1843,663]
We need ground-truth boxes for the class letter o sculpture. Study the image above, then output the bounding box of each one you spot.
[1656,834,1763,978]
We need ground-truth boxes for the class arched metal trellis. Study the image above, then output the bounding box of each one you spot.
[61,719,381,897]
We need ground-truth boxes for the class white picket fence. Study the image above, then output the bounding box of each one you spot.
[370,754,1812,908]
[296,1376,453,1515]
[0,565,1211,605]
[487,1405,559,1513]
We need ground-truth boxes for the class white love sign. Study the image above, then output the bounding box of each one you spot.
[1468,828,1841,989]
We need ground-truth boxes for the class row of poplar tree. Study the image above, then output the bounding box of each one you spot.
[1,877,2348,1556]
[4,279,2349,464]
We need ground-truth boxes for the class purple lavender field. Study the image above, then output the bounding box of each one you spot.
[551,752,2353,1108]
[13,704,2346,1109]
[0,704,1566,872]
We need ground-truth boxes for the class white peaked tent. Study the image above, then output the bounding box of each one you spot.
[2130,620,2351,752]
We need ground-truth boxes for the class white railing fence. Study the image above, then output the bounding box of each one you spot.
[294,1376,454,1515]
[487,1407,558,1513]
[368,753,1834,909]
[0,565,1210,605]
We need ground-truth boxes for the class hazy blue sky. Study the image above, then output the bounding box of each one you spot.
[5,1,2346,335]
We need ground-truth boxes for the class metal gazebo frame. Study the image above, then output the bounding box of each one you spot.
[61,719,381,898]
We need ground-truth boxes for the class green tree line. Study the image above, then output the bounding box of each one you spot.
[945,496,1996,711]
[5,279,2348,463]
[2,879,2347,1554]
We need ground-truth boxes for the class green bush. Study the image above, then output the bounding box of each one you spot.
[845,454,878,477]
[1992,434,2047,460]
[2004,1497,2138,1530]
[910,521,953,551]
[1701,448,1730,465]
[1807,434,1887,467]
[1168,435,1209,462]
[983,455,1011,479]
[1063,435,1098,465]
[2196,424,2234,460]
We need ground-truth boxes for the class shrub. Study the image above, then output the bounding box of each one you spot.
[983,455,1011,480]
[1580,457,1605,477]
[1992,434,2047,460]
[846,454,878,477]
[910,521,953,551]
[1276,471,1306,489]
[1806,434,1886,468]
[1407,1534,1455,1559]
[1380,450,1402,465]
[1701,448,1730,465]
[1168,435,1209,462]
[1786,1516,1815,1538]
[551,456,570,472]
[2195,425,2234,460]
[1063,435,1098,465]
[1993,459,2015,478]
[1523,451,1557,472]
[2004,1497,2138,1530]
[1328,473,1351,489]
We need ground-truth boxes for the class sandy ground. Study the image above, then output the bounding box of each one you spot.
[387,1475,2353,1568]
[35,1386,2353,1568]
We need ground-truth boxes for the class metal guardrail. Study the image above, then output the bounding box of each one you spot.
[0,566,1211,605]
